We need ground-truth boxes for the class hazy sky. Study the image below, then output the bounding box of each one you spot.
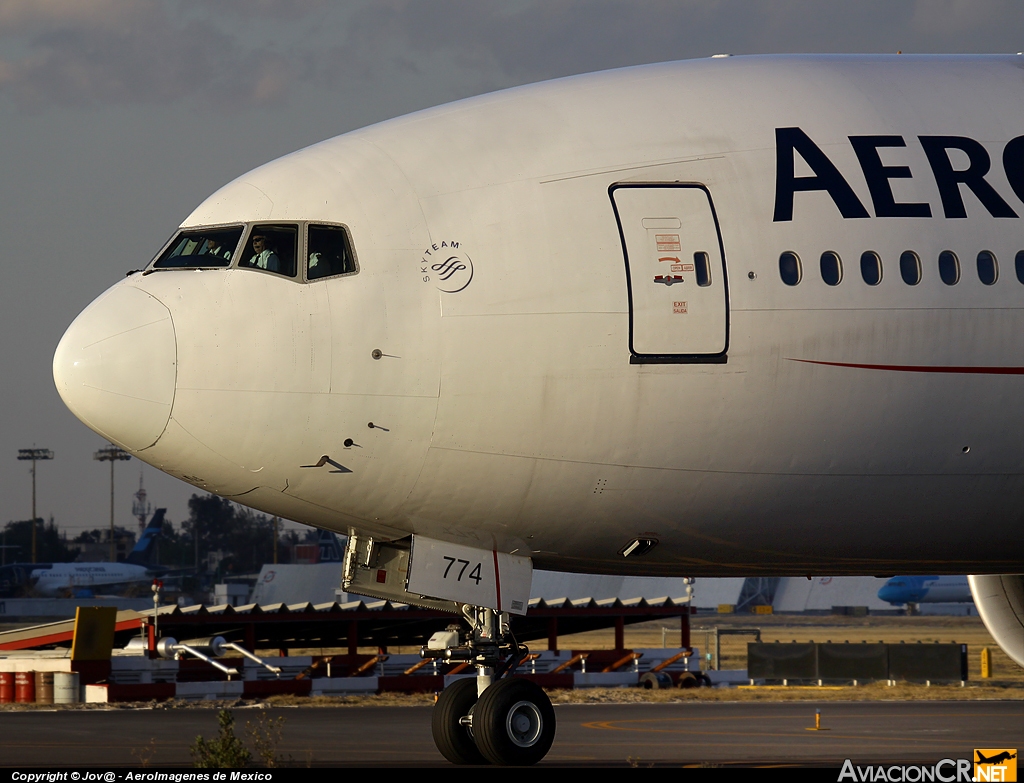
[1,0,1022,542]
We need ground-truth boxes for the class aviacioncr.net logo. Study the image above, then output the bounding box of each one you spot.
[839,758,974,782]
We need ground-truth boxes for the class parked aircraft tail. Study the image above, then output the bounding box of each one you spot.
[125,508,166,566]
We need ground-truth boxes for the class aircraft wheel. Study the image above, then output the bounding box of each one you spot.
[432,678,487,765]
[474,678,555,766]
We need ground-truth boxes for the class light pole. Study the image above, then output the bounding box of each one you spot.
[17,448,54,563]
[273,516,279,564]
[93,444,131,562]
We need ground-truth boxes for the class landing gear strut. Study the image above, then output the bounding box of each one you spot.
[423,605,556,765]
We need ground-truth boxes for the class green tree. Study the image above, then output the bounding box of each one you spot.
[2,517,75,563]
[149,515,195,568]
[185,494,280,574]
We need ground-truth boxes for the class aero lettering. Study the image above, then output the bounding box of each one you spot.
[774,128,1024,221]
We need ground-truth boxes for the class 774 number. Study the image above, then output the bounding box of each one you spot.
[442,556,482,585]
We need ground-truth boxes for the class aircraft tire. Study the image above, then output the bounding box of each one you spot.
[474,678,555,766]
[432,678,488,765]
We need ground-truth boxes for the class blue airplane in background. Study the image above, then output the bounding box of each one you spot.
[878,575,974,606]
[0,509,168,597]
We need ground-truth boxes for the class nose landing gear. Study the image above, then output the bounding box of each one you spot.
[424,605,556,765]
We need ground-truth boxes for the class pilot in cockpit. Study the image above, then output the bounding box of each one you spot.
[201,236,230,260]
[246,232,280,273]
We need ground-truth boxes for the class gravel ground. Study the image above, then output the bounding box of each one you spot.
[0,681,1020,713]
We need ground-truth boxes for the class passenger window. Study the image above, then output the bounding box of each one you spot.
[976,251,998,285]
[820,251,842,286]
[1017,251,1024,284]
[938,250,960,286]
[900,251,921,286]
[779,251,801,286]
[693,251,712,287]
[860,251,882,286]
[153,226,242,268]
[307,225,356,280]
[239,225,297,277]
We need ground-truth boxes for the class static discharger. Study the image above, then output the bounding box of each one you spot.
[300,455,352,473]
[806,708,830,731]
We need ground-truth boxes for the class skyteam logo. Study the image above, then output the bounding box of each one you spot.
[420,240,473,293]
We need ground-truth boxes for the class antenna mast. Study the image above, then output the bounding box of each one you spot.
[132,470,151,534]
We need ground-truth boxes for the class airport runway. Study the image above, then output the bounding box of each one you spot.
[0,701,1021,768]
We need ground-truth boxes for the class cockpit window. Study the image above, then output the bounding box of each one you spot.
[239,225,297,277]
[307,224,356,280]
[153,226,243,268]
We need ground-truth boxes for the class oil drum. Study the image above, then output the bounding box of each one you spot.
[0,672,13,703]
[14,671,34,703]
[54,672,80,704]
[34,670,54,704]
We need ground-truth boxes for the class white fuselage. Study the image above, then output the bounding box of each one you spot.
[54,55,1024,578]
[30,563,152,596]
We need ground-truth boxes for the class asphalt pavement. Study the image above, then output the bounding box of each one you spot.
[0,700,1020,768]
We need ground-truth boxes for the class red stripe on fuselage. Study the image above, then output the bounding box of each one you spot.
[493,550,502,611]
[787,359,1024,375]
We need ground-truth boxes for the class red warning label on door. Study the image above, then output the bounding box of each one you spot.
[656,234,681,252]
[673,301,688,314]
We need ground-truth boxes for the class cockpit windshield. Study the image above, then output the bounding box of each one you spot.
[153,226,243,268]
[147,222,354,281]
[239,224,298,277]
[308,224,355,279]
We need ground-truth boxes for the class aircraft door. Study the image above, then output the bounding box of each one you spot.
[611,185,728,362]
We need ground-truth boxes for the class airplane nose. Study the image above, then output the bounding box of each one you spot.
[53,285,176,451]
[877,586,898,603]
